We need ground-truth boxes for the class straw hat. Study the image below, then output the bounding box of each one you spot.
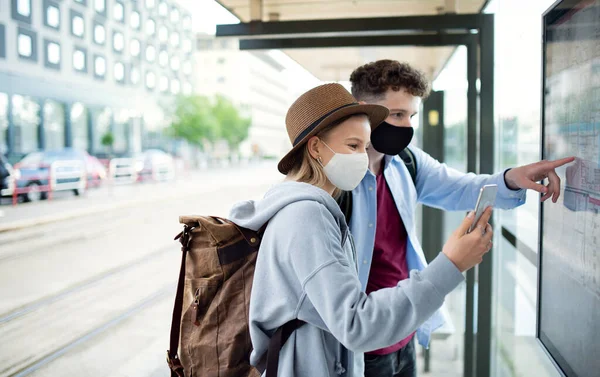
[278,83,389,174]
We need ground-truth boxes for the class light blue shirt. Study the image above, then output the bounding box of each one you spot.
[349,146,527,348]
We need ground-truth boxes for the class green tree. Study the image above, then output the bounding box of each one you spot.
[101,131,114,154]
[212,95,251,150]
[168,95,220,148]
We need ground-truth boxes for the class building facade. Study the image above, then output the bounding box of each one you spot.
[194,34,293,159]
[0,0,195,162]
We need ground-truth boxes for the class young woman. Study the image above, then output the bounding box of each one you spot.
[229,83,493,377]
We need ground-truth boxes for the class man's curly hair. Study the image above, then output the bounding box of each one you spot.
[350,60,431,101]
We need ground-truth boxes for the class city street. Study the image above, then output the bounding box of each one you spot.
[0,162,283,377]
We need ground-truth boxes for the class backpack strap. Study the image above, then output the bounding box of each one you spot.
[167,225,193,377]
[398,147,418,186]
[335,190,353,227]
[264,319,306,377]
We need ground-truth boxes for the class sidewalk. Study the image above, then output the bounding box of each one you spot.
[0,161,282,232]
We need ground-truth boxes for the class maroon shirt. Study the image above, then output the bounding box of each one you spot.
[365,171,415,355]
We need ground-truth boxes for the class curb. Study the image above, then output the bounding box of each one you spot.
[0,178,280,233]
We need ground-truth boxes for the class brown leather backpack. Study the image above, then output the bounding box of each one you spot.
[167,215,303,377]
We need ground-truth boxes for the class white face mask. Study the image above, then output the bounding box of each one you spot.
[318,140,368,191]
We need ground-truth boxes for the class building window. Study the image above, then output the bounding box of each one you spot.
[93,23,105,45]
[130,39,141,57]
[182,61,192,75]
[12,0,32,23]
[94,0,106,15]
[217,76,225,83]
[170,79,180,95]
[114,62,125,84]
[71,10,85,38]
[130,11,140,30]
[44,39,60,69]
[93,55,106,79]
[158,25,168,43]
[130,66,140,85]
[158,1,168,17]
[170,32,179,47]
[44,1,61,30]
[159,75,169,92]
[182,38,192,54]
[71,102,89,151]
[12,95,40,155]
[73,47,87,73]
[158,50,168,67]
[145,44,156,62]
[182,15,191,31]
[113,1,124,22]
[145,0,155,9]
[146,71,156,90]
[73,0,87,5]
[17,28,36,61]
[146,18,155,36]
[113,31,124,53]
[170,56,180,71]
[43,100,66,150]
[182,82,192,95]
[170,7,180,23]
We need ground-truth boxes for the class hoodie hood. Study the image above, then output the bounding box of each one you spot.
[228,181,348,236]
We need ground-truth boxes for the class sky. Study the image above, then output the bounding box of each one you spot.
[181,0,321,92]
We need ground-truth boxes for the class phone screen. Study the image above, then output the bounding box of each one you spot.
[468,184,498,233]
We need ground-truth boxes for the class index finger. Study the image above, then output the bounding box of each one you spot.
[476,206,493,228]
[549,156,576,168]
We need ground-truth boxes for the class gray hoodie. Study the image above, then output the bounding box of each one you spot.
[229,181,464,377]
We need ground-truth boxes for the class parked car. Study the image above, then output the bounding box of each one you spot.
[12,148,107,202]
[0,154,15,198]
[132,149,176,182]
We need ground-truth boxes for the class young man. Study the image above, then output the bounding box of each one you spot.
[348,60,574,377]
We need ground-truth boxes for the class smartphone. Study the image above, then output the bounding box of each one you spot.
[468,184,498,233]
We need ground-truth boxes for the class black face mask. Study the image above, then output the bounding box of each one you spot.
[370,121,414,155]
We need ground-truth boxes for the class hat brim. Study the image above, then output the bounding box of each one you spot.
[277,103,389,175]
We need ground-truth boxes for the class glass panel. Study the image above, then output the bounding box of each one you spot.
[159,75,169,92]
[47,42,60,64]
[146,45,156,62]
[94,56,106,77]
[170,56,180,71]
[73,49,86,71]
[489,0,566,376]
[18,34,32,57]
[158,50,168,67]
[130,11,140,29]
[114,2,124,21]
[72,15,84,37]
[114,62,125,82]
[130,39,141,57]
[17,0,31,17]
[430,46,469,376]
[146,19,155,35]
[0,93,8,154]
[46,5,59,28]
[12,95,40,155]
[113,32,124,52]
[94,0,105,13]
[94,24,105,44]
[70,102,89,151]
[43,100,65,150]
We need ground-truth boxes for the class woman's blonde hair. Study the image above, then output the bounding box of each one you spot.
[286,114,366,197]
